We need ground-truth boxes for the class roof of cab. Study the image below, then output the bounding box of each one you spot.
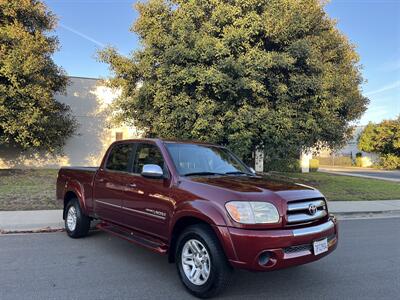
[160,138,220,147]
[112,138,220,147]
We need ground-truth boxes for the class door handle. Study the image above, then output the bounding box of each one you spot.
[98,178,105,183]
[127,183,137,188]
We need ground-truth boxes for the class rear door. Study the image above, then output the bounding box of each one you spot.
[93,143,135,225]
[122,142,173,240]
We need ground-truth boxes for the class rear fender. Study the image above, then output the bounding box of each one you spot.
[64,180,88,215]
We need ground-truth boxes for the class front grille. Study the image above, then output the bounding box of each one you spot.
[283,244,312,254]
[286,198,327,226]
[283,234,336,255]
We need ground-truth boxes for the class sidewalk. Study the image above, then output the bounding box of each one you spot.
[1,200,400,232]
[0,210,63,232]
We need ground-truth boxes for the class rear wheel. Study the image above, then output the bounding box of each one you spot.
[176,224,233,298]
[65,198,90,238]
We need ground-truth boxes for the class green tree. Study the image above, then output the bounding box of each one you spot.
[358,116,400,169]
[0,0,76,152]
[100,0,368,161]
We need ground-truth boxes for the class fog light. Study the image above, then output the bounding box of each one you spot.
[258,251,271,266]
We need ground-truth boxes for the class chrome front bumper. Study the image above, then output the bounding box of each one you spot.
[293,219,335,237]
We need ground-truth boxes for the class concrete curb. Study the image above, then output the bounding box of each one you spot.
[1,201,400,233]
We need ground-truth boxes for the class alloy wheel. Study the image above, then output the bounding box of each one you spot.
[181,239,211,285]
[66,206,77,231]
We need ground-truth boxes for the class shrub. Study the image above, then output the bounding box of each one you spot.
[265,158,301,173]
[355,157,363,167]
[379,154,400,170]
[309,159,319,172]
[358,117,400,157]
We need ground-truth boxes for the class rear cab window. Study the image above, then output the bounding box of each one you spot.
[105,143,134,172]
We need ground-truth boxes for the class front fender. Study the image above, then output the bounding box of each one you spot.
[169,200,238,261]
[170,199,228,230]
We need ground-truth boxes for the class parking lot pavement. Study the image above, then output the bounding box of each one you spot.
[1,218,399,300]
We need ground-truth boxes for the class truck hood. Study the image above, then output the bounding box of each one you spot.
[186,175,324,202]
[188,175,309,192]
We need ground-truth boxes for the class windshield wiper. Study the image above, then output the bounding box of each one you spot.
[183,172,225,177]
[224,171,253,176]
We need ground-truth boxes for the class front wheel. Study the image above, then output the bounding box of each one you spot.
[176,224,233,298]
[65,198,90,238]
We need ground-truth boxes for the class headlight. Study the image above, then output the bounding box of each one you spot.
[225,201,280,224]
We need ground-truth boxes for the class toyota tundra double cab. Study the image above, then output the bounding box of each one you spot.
[57,139,338,298]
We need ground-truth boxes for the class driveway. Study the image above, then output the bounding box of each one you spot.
[1,218,399,299]
[319,166,400,182]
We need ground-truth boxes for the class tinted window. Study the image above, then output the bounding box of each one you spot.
[106,144,133,172]
[133,144,165,174]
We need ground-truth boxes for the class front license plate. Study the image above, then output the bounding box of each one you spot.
[313,238,328,255]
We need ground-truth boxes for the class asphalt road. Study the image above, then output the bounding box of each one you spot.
[320,167,400,181]
[1,218,399,300]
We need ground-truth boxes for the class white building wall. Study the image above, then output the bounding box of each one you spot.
[0,77,142,168]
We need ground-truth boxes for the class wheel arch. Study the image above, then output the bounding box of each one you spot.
[168,203,236,263]
[62,189,85,219]
[168,215,214,263]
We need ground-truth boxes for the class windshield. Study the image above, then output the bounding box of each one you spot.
[165,143,252,176]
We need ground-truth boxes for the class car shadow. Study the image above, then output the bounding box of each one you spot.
[78,230,338,299]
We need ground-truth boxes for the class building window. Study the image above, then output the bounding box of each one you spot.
[115,132,123,141]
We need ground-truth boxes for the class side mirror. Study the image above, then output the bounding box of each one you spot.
[249,167,256,174]
[141,164,164,179]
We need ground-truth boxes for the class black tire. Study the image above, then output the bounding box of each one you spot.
[175,224,233,298]
[64,198,90,238]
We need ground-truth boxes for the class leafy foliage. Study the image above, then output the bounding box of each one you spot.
[358,116,400,169]
[358,116,400,156]
[355,157,363,167]
[264,157,300,172]
[0,0,76,152]
[100,0,368,160]
[379,154,400,170]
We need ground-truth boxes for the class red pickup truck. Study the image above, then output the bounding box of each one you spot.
[57,139,338,298]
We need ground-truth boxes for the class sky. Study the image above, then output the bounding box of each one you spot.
[44,0,400,125]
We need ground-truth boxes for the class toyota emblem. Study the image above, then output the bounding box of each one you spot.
[308,204,317,215]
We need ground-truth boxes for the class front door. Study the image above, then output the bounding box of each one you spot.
[122,142,173,240]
